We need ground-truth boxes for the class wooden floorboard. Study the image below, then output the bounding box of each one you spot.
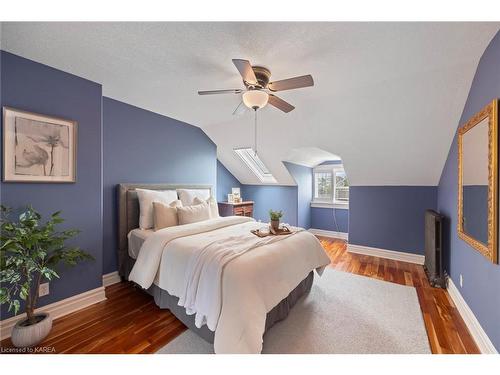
[0,237,479,354]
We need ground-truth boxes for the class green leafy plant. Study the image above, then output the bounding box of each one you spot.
[268,209,283,221]
[0,206,93,325]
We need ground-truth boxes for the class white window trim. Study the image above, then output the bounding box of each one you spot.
[311,201,349,209]
[311,164,349,209]
[234,148,277,183]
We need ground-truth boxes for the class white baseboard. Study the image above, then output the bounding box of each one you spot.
[0,286,106,341]
[309,228,348,241]
[347,243,425,265]
[102,271,121,287]
[447,277,497,354]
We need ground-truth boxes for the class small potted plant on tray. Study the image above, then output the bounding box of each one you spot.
[0,206,93,348]
[268,209,283,233]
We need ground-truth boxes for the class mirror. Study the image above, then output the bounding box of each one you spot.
[458,99,498,263]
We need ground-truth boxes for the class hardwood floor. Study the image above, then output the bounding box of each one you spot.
[1,237,479,354]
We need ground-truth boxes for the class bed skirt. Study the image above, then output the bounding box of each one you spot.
[147,271,314,344]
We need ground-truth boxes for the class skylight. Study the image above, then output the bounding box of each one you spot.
[234,148,277,183]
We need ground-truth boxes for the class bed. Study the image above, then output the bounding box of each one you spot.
[117,183,330,353]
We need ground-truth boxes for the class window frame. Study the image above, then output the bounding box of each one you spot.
[311,164,349,209]
[233,147,277,184]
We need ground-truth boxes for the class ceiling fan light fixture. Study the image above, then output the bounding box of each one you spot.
[242,90,269,109]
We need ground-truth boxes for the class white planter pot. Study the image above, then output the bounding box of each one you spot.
[11,312,52,348]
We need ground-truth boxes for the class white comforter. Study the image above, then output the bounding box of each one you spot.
[129,216,331,353]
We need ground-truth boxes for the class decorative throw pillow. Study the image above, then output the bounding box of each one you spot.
[136,189,178,229]
[193,196,219,218]
[177,201,211,225]
[153,200,182,231]
[176,188,211,206]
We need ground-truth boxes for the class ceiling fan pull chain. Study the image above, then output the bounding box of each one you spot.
[254,108,258,156]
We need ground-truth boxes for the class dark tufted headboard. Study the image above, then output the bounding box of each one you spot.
[117,183,213,278]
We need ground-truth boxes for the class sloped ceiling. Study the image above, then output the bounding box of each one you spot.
[1,22,498,185]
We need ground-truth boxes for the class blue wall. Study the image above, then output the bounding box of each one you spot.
[348,186,437,255]
[216,160,241,202]
[217,161,305,228]
[102,97,217,274]
[437,30,500,351]
[283,162,312,229]
[0,52,218,320]
[241,185,298,226]
[311,207,349,233]
[0,51,103,319]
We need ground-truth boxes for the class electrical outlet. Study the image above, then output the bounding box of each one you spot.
[39,282,49,297]
[459,274,463,288]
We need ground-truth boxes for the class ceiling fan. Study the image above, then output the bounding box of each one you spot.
[198,59,314,114]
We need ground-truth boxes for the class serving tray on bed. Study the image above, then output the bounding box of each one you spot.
[251,226,293,238]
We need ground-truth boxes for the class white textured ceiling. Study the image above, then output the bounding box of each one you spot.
[2,22,498,185]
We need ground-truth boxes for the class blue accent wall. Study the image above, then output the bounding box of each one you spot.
[217,161,307,228]
[437,30,500,351]
[283,162,312,229]
[241,185,298,226]
[348,186,437,254]
[0,51,103,319]
[102,97,217,274]
[311,207,349,233]
[216,160,241,202]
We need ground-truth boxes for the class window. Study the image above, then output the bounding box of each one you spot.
[312,165,349,208]
[234,148,277,183]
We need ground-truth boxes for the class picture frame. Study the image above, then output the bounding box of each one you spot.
[457,99,498,263]
[2,107,77,183]
[232,187,241,197]
[227,193,234,203]
[232,187,241,203]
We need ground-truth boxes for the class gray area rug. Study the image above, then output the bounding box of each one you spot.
[157,269,431,354]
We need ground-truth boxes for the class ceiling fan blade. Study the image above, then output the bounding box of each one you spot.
[268,94,295,113]
[268,74,314,92]
[232,59,258,85]
[198,89,243,95]
[232,101,247,116]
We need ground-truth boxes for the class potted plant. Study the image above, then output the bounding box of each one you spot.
[0,206,93,348]
[268,209,283,233]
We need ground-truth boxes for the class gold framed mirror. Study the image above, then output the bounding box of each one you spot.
[458,99,498,264]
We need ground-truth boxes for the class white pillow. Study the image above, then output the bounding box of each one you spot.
[193,196,219,218]
[136,189,178,229]
[177,189,211,206]
[153,200,183,231]
[177,201,211,225]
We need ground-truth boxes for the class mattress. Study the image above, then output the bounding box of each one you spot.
[127,228,154,259]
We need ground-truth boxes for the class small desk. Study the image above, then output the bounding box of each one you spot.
[218,201,254,218]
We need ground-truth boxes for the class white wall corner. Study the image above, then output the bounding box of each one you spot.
[308,228,348,241]
[347,243,425,265]
[447,277,498,354]
[0,286,106,341]
[102,271,121,287]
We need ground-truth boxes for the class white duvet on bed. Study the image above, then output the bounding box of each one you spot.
[129,216,331,354]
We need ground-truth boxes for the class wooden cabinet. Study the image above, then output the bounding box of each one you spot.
[218,201,254,218]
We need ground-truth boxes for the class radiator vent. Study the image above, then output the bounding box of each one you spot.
[424,209,446,288]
